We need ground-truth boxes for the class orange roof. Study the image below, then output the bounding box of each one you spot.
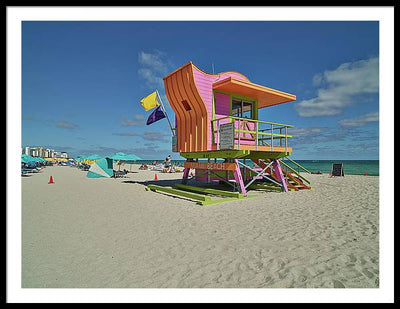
[212,77,296,108]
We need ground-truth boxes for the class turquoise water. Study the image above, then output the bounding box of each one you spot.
[135,159,379,176]
[282,160,379,176]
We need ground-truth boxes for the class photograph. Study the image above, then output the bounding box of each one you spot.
[6,5,395,304]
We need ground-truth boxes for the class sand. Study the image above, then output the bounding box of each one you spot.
[21,165,379,288]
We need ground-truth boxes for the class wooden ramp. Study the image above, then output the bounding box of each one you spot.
[145,184,257,206]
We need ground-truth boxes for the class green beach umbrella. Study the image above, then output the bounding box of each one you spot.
[107,152,142,171]
[124,153,142,161]
[21,154,36,163]
[107,152,127,161]
[107,152,127,171]
[21,154,31,164]
[86,157,114,178]
[85,154,103,161]
[107,152,142,161]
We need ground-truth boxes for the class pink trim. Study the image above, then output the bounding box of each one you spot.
[233,159,247,196]
[182,167,190,184]
[192,65,250,150]
[272,159,288,192]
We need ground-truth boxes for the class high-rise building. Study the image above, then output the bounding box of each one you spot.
[22,146,30,155]
[22,146,60,158]
[22,146,59,158]
[43,148,55,158]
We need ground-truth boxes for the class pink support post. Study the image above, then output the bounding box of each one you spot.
[233,159,247,196]
[182,167,190,184]
[272,159,288,192]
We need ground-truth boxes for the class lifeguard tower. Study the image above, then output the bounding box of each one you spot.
[147,62,311,204]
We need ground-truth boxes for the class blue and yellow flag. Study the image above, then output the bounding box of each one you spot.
[140,91,160,111]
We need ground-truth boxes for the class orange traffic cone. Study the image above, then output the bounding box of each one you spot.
[48,175,54,184]
[154,173,158,181]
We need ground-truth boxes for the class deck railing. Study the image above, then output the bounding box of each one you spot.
[212,116,293,151]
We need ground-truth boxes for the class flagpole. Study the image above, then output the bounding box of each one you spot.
[156,89,175,136]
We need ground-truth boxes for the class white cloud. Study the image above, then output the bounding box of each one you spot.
[289,127,329,137]
[55,121,78,129]
[339,111,379,127]
[112,130,170,142]
[296,57,379,117]
[138,50,172,88]
[112,132,138,137]
[143,131,170,142]
[138,50,169,73]
[120,114,145,126]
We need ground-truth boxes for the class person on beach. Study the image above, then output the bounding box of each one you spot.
[163,155,172,172]
[139,164,148,170]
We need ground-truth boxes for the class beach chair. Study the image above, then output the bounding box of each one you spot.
[113,170,128,178]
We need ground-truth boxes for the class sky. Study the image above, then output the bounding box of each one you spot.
[21,21,379,160]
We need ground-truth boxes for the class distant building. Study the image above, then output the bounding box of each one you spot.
[54,151,69,159]
[30,147,39,157]
[22,146,30,155]
[22,146,65,158]
[44,148,54,158]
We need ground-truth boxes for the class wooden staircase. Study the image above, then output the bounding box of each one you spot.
[251,158,311,191]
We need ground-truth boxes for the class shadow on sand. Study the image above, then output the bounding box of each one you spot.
[122,178,189,187]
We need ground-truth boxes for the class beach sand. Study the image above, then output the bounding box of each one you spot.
[21,165,379,288]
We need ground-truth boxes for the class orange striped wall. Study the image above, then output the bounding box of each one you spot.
[163,62,209,153]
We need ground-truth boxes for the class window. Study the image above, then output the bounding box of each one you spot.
[242,101,253,119]
[231,98,254,119]
[232,99,242,117]
[181,100,192,111]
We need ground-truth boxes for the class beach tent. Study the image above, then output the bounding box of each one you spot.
[87,157,114,178]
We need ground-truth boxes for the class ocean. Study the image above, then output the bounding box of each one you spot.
[134,159,379,176]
